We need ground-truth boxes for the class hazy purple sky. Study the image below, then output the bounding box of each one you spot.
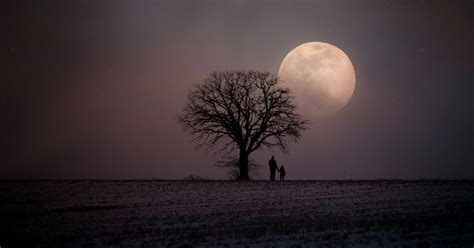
[2,0,473,179]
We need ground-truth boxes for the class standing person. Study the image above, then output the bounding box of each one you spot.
[268,156,278,181]
[279,165,286,181]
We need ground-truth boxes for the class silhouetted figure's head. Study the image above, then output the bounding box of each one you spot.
[271,156,274,160]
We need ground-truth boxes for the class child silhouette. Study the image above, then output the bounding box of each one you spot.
[279,165,286,181]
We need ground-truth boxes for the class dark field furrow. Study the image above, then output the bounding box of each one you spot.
[0,180,473,247]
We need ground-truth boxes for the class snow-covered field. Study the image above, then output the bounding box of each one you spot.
[1,180,473,247]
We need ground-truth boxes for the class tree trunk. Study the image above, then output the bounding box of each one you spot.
[238,150,250,180]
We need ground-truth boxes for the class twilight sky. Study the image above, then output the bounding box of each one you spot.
[2,0,473,179]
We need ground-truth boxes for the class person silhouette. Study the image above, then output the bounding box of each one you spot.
[279,165,286,181]
[268,156,278,181]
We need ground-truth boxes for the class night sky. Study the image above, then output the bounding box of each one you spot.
[2,0,473,179]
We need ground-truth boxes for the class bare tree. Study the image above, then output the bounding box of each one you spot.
[178,70,309,180]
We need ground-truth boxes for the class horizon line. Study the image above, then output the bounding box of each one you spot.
[1,178,473,181]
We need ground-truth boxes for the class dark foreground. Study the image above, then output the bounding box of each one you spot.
[1,180,473,247]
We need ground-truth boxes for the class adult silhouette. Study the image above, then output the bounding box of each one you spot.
[268,156,278,181]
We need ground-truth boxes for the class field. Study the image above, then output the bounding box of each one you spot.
[1,180,473,247]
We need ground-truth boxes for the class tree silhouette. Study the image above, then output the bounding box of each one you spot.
[179,70,309,180]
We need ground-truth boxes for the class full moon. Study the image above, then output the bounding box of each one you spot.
[278,42,356,118]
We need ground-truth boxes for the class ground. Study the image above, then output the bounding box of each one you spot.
[1,180,473,247]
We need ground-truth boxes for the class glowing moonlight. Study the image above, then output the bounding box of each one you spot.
[278,42,355,118]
